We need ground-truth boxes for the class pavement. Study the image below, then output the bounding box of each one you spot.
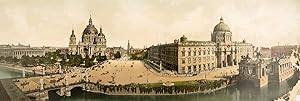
[0,79,31,101]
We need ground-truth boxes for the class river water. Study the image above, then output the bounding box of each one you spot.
[0,66,297,101]
[0,66,23,79]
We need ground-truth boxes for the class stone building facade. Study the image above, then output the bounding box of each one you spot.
[0,44,45,59]
[148,17,254,74]
[239,51,299,87]
[68,16,107,58]
[268,56,296,83]
[239,56,269,87]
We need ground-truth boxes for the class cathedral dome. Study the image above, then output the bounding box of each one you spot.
[82,17,98,35]
[83,25,98,35]
[213,17,230,32]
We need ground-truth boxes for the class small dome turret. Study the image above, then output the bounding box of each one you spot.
[180,35,188,42]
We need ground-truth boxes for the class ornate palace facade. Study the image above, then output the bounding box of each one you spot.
[148,17,254,74]
[68,16,107,58]
[0,43,45,59]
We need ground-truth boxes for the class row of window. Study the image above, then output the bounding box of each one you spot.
[279,62,293,74]
[181,63,215,73]
[182,56,215,64]
[182,49,215,57]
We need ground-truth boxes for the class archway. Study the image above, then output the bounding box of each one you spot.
[84,47,89,57]
[227,55,233,66]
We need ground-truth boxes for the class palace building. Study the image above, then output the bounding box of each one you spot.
[0,43,45,59]
[68,16,107,58]
[148,17,255,74]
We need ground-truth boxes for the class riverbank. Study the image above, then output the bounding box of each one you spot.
[0,63,41,75]
[83,76,238,96]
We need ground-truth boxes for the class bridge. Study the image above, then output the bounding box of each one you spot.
[25,83,85,100]
[12,66,91,101]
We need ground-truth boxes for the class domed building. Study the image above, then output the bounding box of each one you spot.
[148,17,254,74]
[211,17,232,43]
[68,16,107,58]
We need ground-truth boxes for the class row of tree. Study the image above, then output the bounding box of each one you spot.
[90,76,237,95]
[0,50,110,67]
[130,51,148,60]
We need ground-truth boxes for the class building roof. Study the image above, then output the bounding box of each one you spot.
[213,17,231,32]
[82,17,98,36]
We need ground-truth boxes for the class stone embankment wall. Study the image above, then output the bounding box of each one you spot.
[84,76,238,96]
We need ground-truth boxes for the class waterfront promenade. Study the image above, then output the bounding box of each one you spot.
[1,59,238,100]
[1,59,300,101]
[0,63,42,75]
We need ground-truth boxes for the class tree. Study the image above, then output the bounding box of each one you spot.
[96,55,107,62]
[114,51,121,59]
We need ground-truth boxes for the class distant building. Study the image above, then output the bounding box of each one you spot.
[148,17,254,74]
[58,48,69,55]
[239,51,298,87]
[68,16,107,58]
[0,43,45,59]
[239,56,269,87]
[260,47,271,58]
[271,45,299,57]
[268,56,296,83]
[105,47,125,59]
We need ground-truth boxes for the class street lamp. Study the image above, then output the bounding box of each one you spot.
[57,58,62,74]
[64,73,68,97]
[147,68,149,84]
[65,58,69,73]
[41,64,45,76]
[38,77,44,100]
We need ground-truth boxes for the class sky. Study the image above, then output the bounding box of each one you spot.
[0,0,299,48]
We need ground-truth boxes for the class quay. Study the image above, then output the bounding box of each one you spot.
[0,79,31,101]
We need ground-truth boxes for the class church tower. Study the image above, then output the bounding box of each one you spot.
[69,29,77,55]
[127,40,131,55]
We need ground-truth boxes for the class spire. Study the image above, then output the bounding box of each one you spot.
[220,17,224,23]
[89,14,92,25]
[99,27,102,33]
[71,29,75,37]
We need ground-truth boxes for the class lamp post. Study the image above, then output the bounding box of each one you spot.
[147,68,149,84]
[39,77,44,100]
[65,58,69,73]
[22,67,26,77]
[64,73,68,97]
[41,64,45,76]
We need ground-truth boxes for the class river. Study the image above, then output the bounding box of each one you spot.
[0,66,23,79]
[0,66,297,101]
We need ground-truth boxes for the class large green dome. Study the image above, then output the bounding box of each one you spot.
[213,17,230,32]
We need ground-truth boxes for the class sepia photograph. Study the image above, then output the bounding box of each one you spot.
[0,0,299,101]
